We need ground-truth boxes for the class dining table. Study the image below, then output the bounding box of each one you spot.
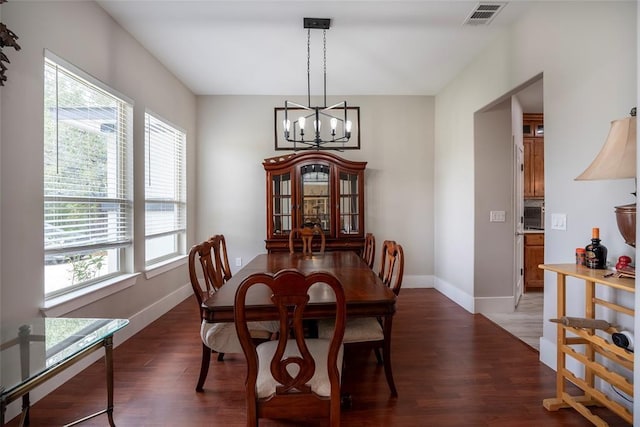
[202,250,398,395]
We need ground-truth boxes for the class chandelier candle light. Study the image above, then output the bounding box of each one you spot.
[282,18,352,150]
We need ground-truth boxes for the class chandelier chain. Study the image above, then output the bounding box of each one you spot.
[323,29,327,107]
[281,18,353,150]
[307,28,311,107]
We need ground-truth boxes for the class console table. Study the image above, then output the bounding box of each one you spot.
[0,317,128,426]
[540,264,634,426]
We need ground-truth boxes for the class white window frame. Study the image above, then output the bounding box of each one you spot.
[43,50,133,299]
[144,111,187,266]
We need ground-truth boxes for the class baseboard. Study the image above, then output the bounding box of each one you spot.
[473,295,514,313]
[433,277,475,313]
[3,283,193,423]
[401,274,434,288]
[118,283,193,344]
[539,335,556,370]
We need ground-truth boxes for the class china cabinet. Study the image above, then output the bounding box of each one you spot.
[263,152,367,252]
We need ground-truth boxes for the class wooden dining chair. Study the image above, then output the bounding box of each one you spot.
[289,224,326,255]
[188,239,275,392]
[235,269,346,427]
[188,240,225,390]
[318,239,404,397]
[209,234,232,284]
[361,233,375,269]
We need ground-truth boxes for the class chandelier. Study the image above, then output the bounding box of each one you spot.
[282,18,352,150]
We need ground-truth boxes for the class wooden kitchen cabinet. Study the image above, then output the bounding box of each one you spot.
[524,233,544,291]
[263,151,367,253]
[523,114,544,198]
[524,138,544,198]
[523,113,544,137]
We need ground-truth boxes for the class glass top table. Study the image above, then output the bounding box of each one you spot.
[1,317,128,426]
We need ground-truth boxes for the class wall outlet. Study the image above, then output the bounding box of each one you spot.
[490,210,506,222]
[235,257,242,267]
[551,213,567,231]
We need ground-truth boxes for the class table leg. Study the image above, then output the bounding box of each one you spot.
[18,326,30,427]
[1,386,6,427]
[584,280,596,401]
[556,273,566,399]
[382,315,397,397]
[104,336,115,427]
[543,272,567,411]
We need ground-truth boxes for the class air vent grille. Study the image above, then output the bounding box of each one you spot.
[464,2,506,25]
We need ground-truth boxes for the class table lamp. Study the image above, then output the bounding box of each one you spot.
[575,108,637,247]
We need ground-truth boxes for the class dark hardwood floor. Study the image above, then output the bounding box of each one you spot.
[7,289,629,426]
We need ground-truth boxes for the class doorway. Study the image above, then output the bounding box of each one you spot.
[479,75,544,350]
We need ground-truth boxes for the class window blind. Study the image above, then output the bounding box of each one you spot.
[144,112,186,264]
[44,55,133,295]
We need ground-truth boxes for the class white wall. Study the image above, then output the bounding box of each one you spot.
[434,33,513,312]
[435,0,636,389]
[196,95,435,286]
[474,100,515,306]
[0,2,196,418]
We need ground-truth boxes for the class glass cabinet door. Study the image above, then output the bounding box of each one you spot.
[271,172,292,235]
[339,171,360,235]
[264,151,366,252]
[300,164,330,233]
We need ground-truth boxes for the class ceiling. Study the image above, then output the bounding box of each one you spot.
[97,1,539,104]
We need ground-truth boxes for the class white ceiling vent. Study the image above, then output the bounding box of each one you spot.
[464,2,507,26]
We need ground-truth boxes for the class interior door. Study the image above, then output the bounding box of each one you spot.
[512,96,525,308]
[514,142,525,307]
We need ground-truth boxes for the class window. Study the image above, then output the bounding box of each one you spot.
[44,52,133,297]
[144,112,186,265]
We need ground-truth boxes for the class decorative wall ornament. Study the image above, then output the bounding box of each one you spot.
[0,0,21,86]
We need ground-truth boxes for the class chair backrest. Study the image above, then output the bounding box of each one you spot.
[235,269,346,425]
[289,225,326,255]
[188,240,224,318]
[209,234,232,283]
[378,240,405,296]
[362,233,375,269]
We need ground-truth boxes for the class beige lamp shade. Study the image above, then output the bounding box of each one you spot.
[575,111,637,247]
[575,116,636,180]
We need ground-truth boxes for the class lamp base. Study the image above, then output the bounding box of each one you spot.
[615,203,636,247]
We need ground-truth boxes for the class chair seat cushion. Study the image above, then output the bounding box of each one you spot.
[255,339,343,399]
[201,320,278,354]
[317,317,383,343]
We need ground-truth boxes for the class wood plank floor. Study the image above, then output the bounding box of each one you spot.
[7,289,630,426]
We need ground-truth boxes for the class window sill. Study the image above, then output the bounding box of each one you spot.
[41,273,140,317]
[144,255,187,279]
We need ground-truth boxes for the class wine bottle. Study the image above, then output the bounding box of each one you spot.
[585,227,607,269]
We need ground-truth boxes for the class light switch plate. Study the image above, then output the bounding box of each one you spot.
[551,213,567,230]
[235,257,242,267]
[490,210,506,222]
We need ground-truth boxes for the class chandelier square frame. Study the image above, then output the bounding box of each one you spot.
[274,105,360,151]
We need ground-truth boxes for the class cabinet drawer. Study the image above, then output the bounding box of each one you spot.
[525,233,544,245]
